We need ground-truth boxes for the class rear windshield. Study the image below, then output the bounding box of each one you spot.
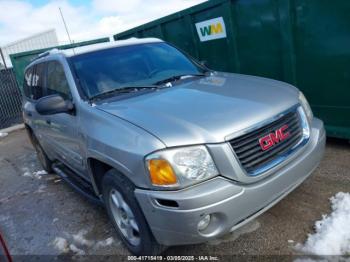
[70,42,204,98]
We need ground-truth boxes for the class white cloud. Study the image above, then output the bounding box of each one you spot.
[0,0,207,46]
[92,0,141,14]
[0,0,89,45]
[96,16,124,35]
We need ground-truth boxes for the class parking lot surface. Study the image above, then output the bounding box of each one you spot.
[0,129,349,257]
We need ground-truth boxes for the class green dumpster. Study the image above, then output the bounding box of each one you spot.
[114,0,350,140]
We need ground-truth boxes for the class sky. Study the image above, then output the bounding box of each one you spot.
[0,0,207,46]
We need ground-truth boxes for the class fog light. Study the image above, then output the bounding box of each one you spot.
[198,214,211,231]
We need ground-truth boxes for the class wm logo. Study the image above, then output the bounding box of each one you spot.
[195,17,227,42]
[200,23,223,37]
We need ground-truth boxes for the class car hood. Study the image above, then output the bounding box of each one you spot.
[96,72,299,147]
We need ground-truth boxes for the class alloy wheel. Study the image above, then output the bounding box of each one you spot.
[109,189,141,246]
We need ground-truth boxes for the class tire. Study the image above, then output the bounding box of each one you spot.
[102,169,166,255]
[31,134,53,173]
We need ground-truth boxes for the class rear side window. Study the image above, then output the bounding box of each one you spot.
[31,63,46,100]
[23,67,34,98]
[23,63,46,100]
[47,61,71,100]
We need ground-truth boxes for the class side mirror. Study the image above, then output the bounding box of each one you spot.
[35,94,74,115]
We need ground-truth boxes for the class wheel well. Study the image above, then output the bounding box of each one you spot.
[88,158,113,193]
[24,124,35,144]
[24,123,33,134]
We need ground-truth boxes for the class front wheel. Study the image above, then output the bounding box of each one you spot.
[102,169,166,255]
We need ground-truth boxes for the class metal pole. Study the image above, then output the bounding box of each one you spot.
[0,48,8,70]
[59,7,75,55]
[59,7,73,45]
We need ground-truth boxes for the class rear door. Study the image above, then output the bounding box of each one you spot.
[30,62,51,149]
[42,60,84,174]
[23,66,35,126]
[23,64,47,144]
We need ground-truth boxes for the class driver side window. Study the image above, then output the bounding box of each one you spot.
[47,61,72,100]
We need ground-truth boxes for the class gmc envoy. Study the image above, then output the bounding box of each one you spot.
[22,38,325,255]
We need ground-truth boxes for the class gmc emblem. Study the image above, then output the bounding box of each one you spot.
[259,125,290,151]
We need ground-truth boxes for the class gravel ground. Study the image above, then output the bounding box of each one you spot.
[0,129,349,260]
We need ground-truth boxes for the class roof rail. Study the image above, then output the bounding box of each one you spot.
[32,48,60,62]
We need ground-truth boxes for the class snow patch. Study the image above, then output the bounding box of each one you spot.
[69,244,85,255]
[52,237,69,253]
[23,171,32,177]
[22,169,47,179]
[72,230,115,248]
[53,237,86,255]
[0,132,8,138]
[32,170,47,179]
[72,229,94,247]
[34,170,47,176]
[53,229,117,255]
[95,237,114,248]
[296,192,350,255]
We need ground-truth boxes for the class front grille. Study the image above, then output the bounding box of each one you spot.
[229,109,303,175]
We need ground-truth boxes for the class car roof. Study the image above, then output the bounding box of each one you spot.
[43,37,164,58]
[26,37,164,71]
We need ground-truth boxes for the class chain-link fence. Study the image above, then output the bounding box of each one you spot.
[0,68,23,129]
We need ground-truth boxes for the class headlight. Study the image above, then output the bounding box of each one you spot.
[145,145,219,188]
[299,91,313,122]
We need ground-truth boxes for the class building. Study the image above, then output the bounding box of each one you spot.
[0,29,59,68]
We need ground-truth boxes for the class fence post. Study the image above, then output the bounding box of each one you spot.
[0,48,8,70]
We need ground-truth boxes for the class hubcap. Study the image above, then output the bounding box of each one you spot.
[109,189,141,246]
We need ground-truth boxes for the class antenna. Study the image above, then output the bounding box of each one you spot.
[59,7,75,54]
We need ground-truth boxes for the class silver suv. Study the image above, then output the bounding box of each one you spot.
[23,38,325,255]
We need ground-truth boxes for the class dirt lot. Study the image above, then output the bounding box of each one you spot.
[0,129,349,258]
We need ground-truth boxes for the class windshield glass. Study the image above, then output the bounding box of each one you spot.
[71,42,206,98]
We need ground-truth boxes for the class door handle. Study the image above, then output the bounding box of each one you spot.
[46,119,51,125]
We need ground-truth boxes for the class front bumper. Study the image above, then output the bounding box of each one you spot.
[135,118,325,246]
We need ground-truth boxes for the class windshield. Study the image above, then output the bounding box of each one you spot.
[71,42,206,99]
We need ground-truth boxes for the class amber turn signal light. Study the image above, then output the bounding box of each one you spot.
[148,159,177,186]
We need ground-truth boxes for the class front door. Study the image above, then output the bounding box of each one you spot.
[41,60,84,174]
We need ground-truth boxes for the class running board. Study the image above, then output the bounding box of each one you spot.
[52,163,103,206]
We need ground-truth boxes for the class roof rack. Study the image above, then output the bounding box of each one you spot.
[32,48,60,62]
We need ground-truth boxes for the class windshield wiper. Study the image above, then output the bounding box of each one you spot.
[90,85,158,101]
[154,73,206,86]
